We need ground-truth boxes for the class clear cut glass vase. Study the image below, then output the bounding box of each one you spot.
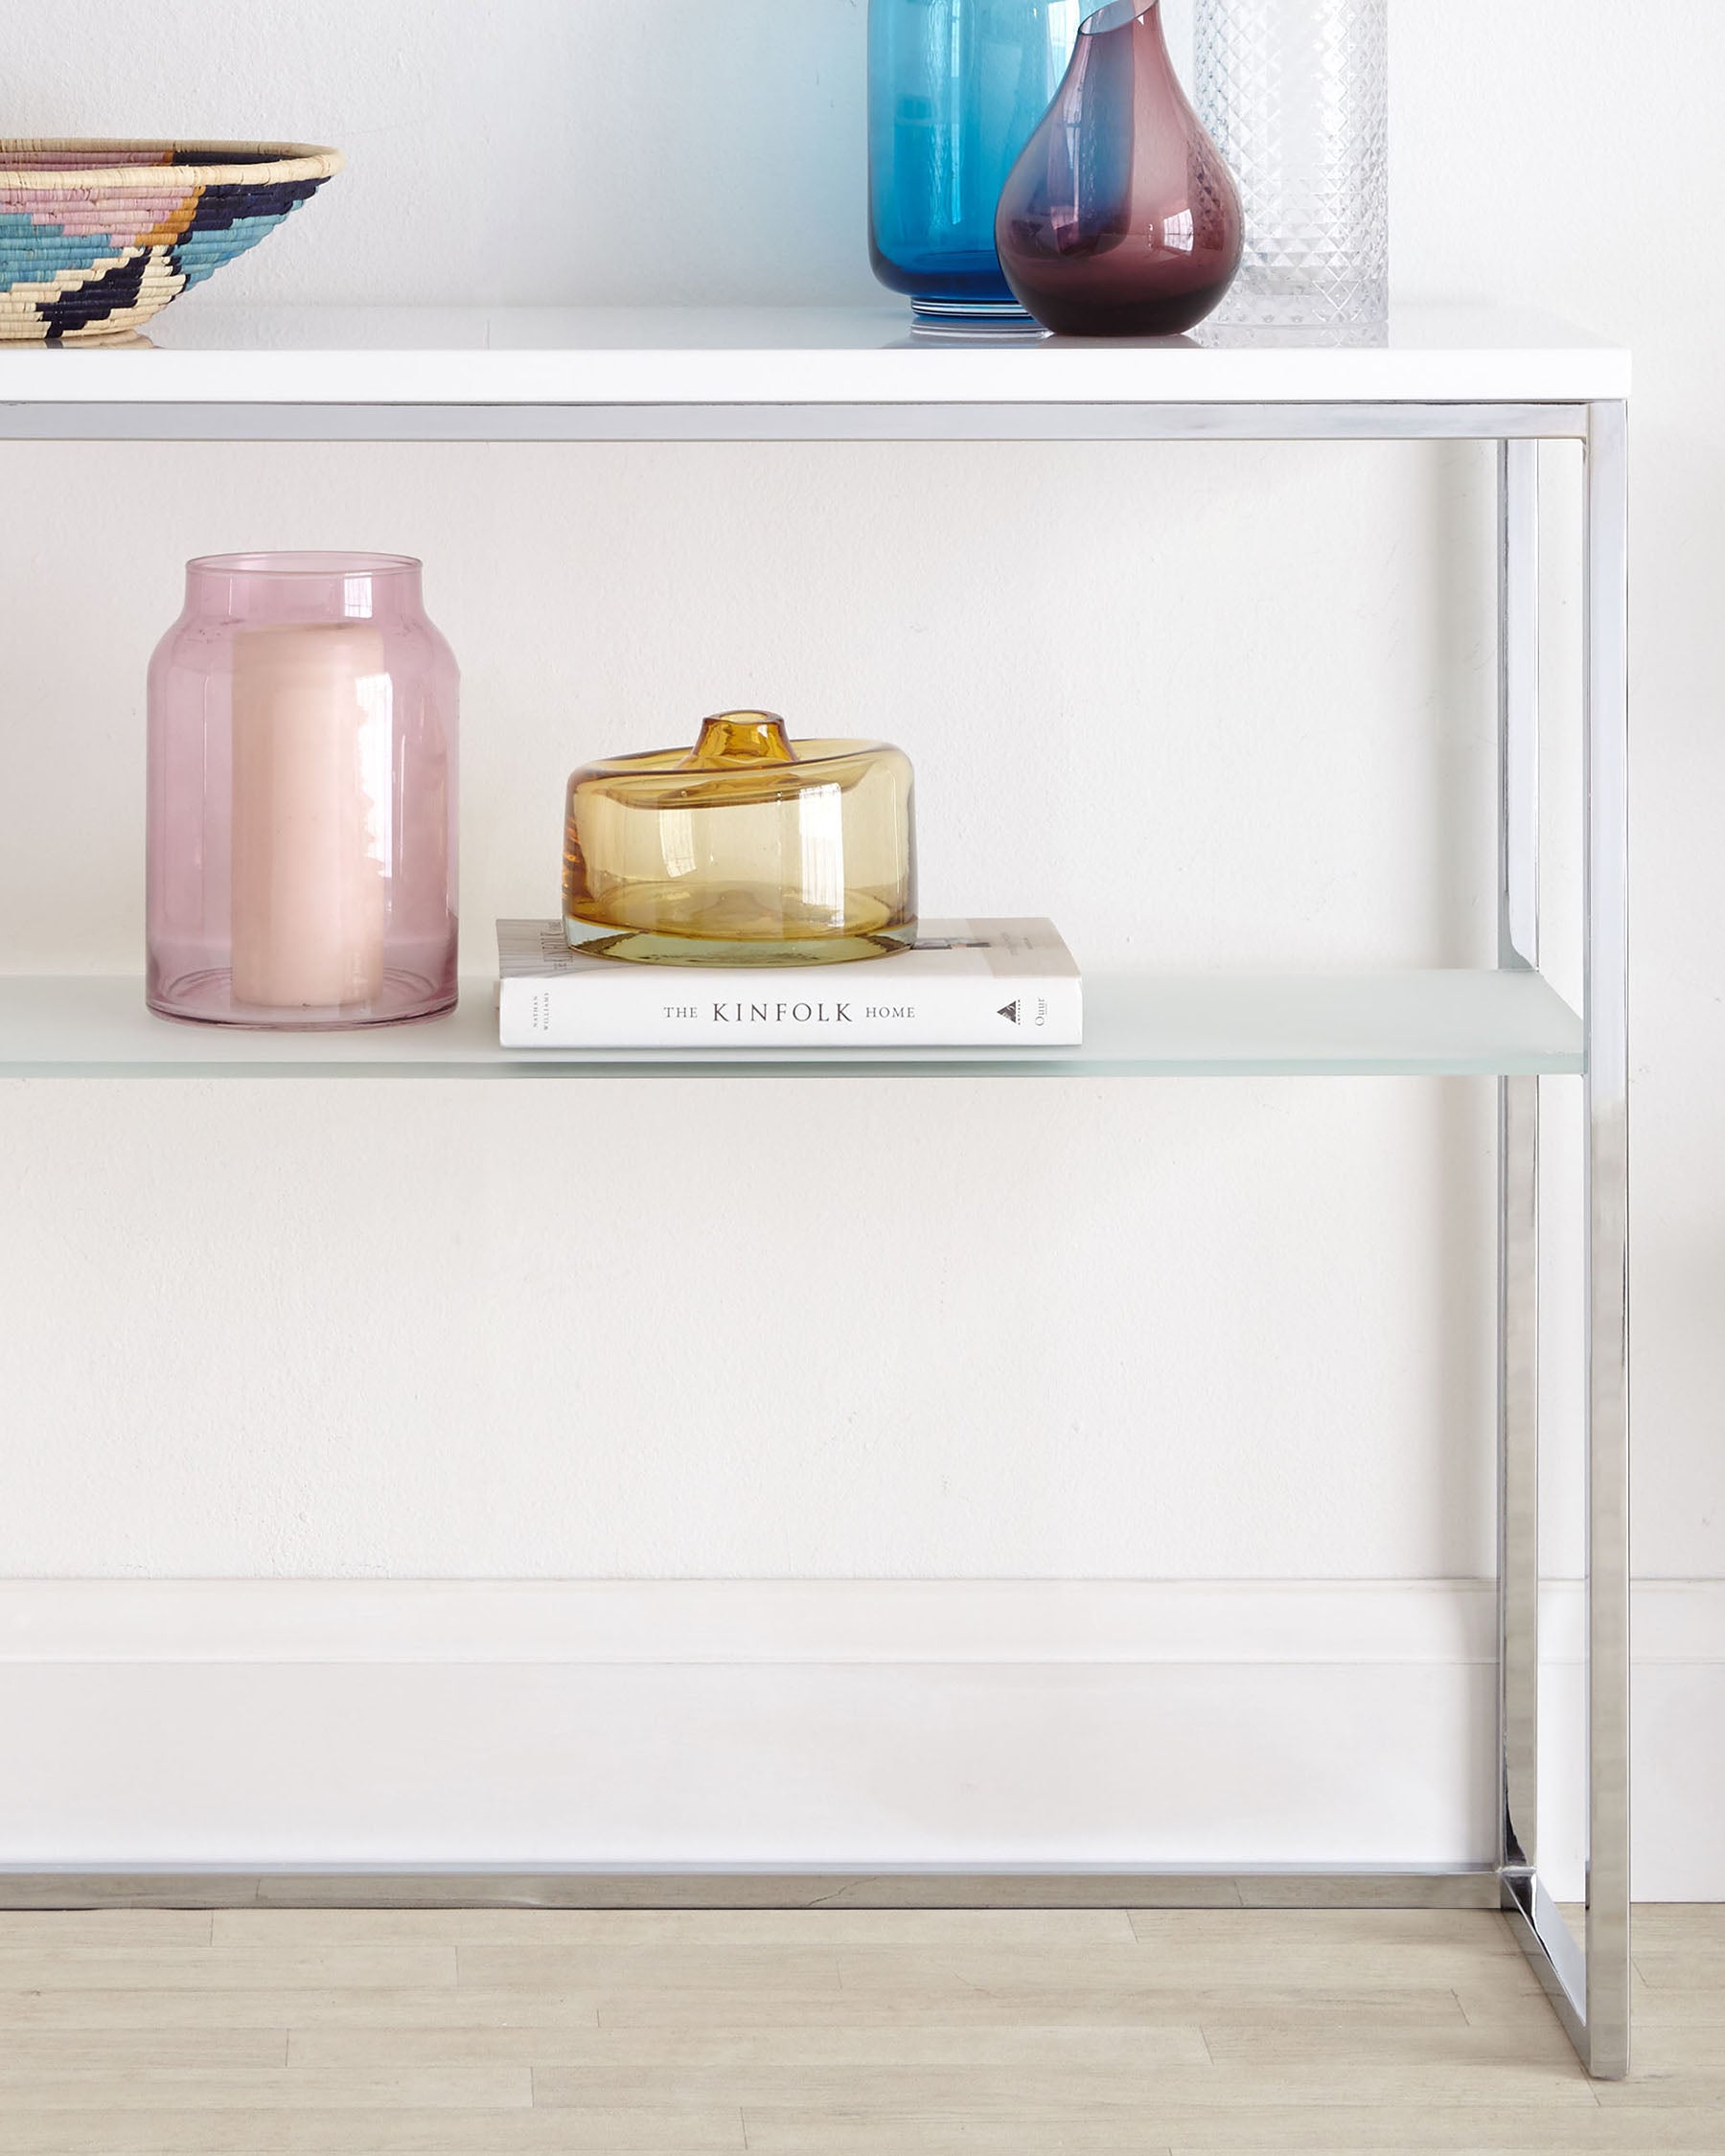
[147,552,459,1028]
[1193,0,1389,336]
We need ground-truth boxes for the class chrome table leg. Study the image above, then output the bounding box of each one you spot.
[1582,396,1632,2079]
[1497,438,1541,1885]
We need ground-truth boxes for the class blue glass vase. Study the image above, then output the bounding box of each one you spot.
[868,0,1090,323]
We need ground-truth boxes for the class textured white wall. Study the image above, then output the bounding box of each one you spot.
[0,10,1716,1626]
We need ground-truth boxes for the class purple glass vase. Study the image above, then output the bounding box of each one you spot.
[995,0,1244,338]
[147,552,459,1028]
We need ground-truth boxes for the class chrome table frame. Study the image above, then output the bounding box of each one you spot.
[0,391,1631,2077]
[1491,402,1631,2081]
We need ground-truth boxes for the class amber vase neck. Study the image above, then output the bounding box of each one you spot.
[681,711,797,769]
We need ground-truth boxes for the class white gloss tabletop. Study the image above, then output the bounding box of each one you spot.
[0,302,1630,404]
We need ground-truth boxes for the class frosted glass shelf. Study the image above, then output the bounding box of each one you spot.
[0,303,1630,409]
[0,972,1582,1080]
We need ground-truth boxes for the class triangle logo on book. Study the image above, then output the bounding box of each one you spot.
[998,1000,1021,1024]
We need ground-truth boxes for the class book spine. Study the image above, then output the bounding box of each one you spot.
[499,976,1082,1049]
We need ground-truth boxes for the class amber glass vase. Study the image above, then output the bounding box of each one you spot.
[563,711,916,967]
[995,0,1243,337]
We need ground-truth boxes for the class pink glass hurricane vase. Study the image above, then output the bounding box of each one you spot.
[147,552,459,1028]
[996,0,1244,338]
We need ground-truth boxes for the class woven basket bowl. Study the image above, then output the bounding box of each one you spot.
[0,140,342,343]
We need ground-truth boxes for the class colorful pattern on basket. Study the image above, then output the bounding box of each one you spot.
[1,160,333,342]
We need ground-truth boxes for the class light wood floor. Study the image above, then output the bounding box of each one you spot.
[0,1906,1719,2151]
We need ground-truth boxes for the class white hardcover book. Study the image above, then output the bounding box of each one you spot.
[496,919,1082,1049]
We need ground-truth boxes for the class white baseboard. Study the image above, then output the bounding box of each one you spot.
[1,1580,1719,1898]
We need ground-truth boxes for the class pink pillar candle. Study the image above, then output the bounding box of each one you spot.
[229,623,388,1010]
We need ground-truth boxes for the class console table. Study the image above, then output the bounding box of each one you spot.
[0,302,1631,2076]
